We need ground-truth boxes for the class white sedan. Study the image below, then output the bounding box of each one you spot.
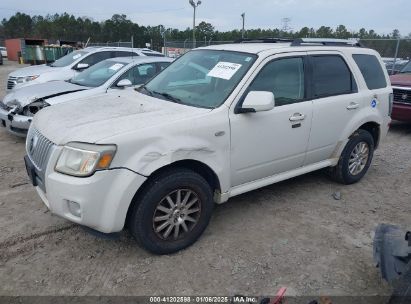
[0,56,172,137]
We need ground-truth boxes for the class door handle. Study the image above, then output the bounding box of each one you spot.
[289,113,306,122]
[347,102,359,110]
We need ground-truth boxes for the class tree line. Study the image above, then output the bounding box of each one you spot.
[1,12,410,57]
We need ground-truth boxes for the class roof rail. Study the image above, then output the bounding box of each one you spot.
[234,37,294,44]
[291,38,363,47]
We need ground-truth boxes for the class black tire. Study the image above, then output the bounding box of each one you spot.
[128,168,214,254]
[328,129,375,185]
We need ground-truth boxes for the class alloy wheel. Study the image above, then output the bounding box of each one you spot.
[348,141,369,176]
[152,189,201,241]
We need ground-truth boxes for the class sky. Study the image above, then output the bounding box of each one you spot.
[0,0,409,36]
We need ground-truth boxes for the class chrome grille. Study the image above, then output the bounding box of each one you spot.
[393,88,411,104]
[26,127,55,171]
[7,76,17,90]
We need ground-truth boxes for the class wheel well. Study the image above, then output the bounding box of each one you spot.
[357,122,380,148]
[125,160,221,227]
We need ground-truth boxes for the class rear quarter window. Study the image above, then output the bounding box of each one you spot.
[353,54,387,90]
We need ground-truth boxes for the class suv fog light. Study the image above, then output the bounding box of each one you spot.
[67,200,81,217]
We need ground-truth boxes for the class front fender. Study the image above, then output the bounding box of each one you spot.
[108,108,231,194]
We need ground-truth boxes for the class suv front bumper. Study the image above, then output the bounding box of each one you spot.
[0,107,31,137]
[392,102,411,122]
[25,152,147,233]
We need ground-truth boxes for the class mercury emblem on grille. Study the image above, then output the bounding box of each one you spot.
[402,93,408,100]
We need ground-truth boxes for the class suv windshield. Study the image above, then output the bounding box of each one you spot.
[400,61,411,74]
[69,60,126,87]
[141,49,257,108]
[50,50,88,67]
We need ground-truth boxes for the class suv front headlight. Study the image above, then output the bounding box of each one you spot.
[16,75,39,84]
[55,142,117,177]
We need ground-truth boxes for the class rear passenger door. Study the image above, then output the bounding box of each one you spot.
[304,52,361,165]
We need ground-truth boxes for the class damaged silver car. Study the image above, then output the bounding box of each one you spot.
[0,56,172,136]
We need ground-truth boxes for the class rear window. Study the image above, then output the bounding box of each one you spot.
[353,54,387,90]
[312,55,357,98]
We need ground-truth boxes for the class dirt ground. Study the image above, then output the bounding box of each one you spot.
[0,59,410,298]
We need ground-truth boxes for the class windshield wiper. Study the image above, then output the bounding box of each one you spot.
[137,85,154,97]
[153,91,183,104]
[68,79,84,86]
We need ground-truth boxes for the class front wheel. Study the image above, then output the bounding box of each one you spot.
[128,168,214,254]
[328,129,375,184]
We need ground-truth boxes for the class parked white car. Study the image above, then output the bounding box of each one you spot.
[0,46,7,58]
[0,56,172,137]
[25,38,392,254]
[6,47,164,91]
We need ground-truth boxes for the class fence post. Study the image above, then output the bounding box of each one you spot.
[392,39,401,75]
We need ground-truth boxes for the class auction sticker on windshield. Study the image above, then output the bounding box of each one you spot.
[207,62,242,80]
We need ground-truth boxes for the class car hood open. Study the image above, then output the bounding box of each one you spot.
[33,90,211,145]
[9,64,63,78]
[2,81,87,108]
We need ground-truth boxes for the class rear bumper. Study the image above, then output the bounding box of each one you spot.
[391,103,411,122]
[0,108,32,137]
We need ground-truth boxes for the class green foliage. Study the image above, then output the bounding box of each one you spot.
[0,11,409,55]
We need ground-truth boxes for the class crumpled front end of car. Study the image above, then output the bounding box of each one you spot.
[0,98,49,137]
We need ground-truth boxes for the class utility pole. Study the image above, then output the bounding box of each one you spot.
[241,13,245,39]
[189,0,202,48]
[160,25,167,55]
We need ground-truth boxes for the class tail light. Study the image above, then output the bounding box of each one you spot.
[388,93,393,117]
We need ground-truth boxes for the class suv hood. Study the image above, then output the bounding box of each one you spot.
[9,64,63,77]
[33,90,211,145]
[2,81,87,107]
[390,73,411,87]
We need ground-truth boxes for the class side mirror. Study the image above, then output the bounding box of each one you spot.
[116,79,133,88]
[74,63,89,70]
[237,91,275,114]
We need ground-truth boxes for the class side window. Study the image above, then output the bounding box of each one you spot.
[115,63,157,86]
[312,55,357,98]
[352,54,387,90]
[115,51,139,58]
[79,51,112,67]
[248,57,305,106]
[157,62,171,72]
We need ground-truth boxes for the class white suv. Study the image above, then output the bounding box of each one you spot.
[6,47,164,91]
[24,38,392,254]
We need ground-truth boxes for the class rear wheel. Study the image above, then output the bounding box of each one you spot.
[328,129,375,184]
[128,168,214,254]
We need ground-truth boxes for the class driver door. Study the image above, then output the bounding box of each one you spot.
[229,53,313,187]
